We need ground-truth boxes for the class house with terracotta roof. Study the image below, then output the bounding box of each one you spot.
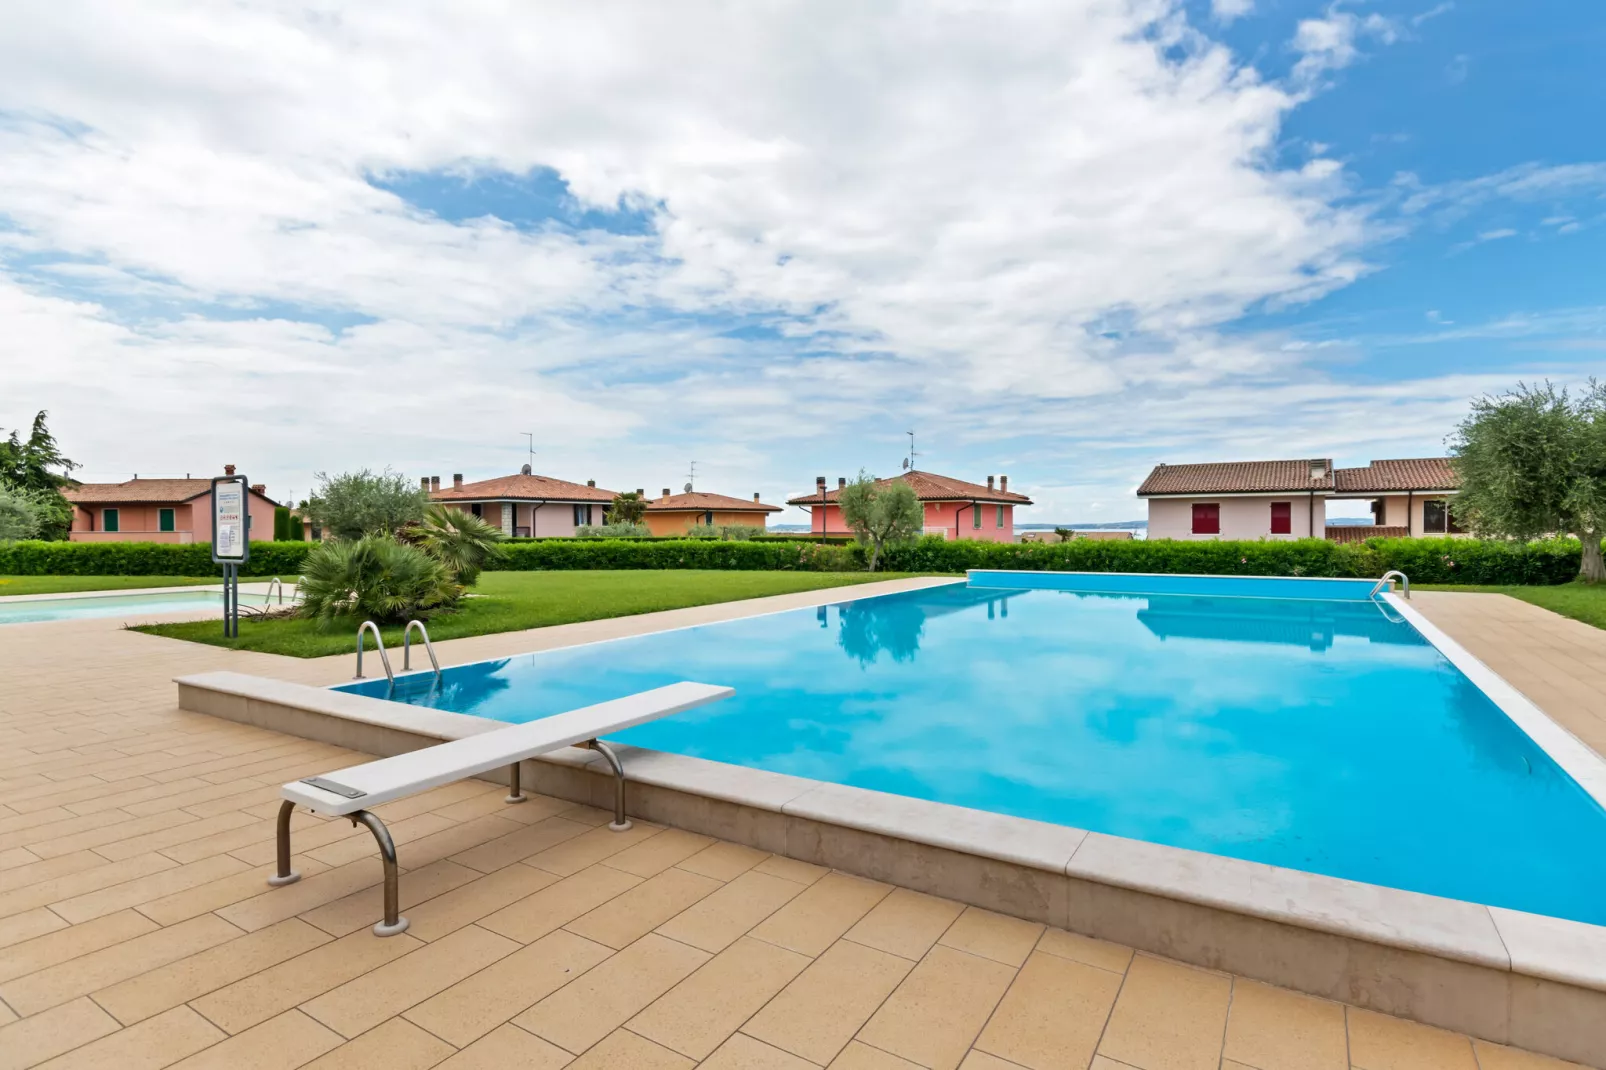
[786,471,1033,543]
[1137,457,1461,541]
[644,489,783,536]
[61,465,279,544]
[426,467,618,537]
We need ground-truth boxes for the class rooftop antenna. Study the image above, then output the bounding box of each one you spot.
[521,432,535,475]
[904,430,918,472]
[686,460,697,492]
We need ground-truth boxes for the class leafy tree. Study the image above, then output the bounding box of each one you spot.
[0,411,77,540]
[838,471,924,571]
[1451,381,1606,584]
[0,485,53,541]
[606,491,648,525]
[409,503,506,586]
[296,535,458,627]
[304,469,428,541]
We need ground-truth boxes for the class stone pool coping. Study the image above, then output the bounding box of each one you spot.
[173,577,1606,1066]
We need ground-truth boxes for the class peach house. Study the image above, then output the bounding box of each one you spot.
[1138,457,1462,541]
[786,470,1032,543]
[644,490,782,536]
[427,468,618,537]
[61,466,279,544]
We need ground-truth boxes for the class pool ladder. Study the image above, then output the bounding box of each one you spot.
[353,620,441,685]
[1369,570,1410,600]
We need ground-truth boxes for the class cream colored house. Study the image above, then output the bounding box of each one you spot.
[1138,457,1461,541]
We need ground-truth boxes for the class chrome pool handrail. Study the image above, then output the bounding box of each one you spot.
[402,619,442,679]
[264,577,284,605]
[1370,570,1409,600]
[354,621,394,683]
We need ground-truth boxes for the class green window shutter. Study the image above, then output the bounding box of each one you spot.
[159,508,175,532]
[972,504,981,528]
[103,509,119,532]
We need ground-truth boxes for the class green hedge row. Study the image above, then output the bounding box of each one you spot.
[0,540,314,577]
[873,535,1583,585]
[0,534,1584,585]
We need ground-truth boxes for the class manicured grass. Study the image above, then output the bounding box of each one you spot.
[1419,580,1606,631]
[0,575,220,596]
[137,570,914,657]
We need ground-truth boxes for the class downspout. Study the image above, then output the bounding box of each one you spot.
[955,501,973,540]
[1407,490,1413,537]
[530,500,544,537]
[1309,490,1314,538]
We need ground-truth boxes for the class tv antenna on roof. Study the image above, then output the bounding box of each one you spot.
[521,432,535,473]
[686,460,697,492]
[904,431,918,472]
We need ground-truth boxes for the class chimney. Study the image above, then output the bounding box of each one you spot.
[452,474,463,490]
[420,476,429,491]
[838,477,847,489]
[587,479,595,487]
[224,464,236,476]
[1309,460,1326,481]
[1000,475,1008,492]
[816,476,826,493]
[250,483,266,496]
[662,488,672,499]
[636,488,644,497]
[753,492,761,502]
[430,475,440,492]
[987,476,995,491]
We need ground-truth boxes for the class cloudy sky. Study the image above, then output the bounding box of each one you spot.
[1,1,1601,523]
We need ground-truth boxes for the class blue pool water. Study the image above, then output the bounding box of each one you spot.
[340,575,1606,924]
[0,589,250,624]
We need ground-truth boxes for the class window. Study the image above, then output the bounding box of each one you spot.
[996,505,1005,527]
[972,504,982,529]
[704,510,715,526]
[572,504,593,526]
[102,508,119,533]
[1423,499,1461,534]
[1270,501,1292,535]
[158,508,175,532]
[470,503,483,518]
[1191,503,1219,535]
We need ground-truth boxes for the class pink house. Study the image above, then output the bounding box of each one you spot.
[786,470,1032,543]
[61,466,279,544]
[427,468,619,537]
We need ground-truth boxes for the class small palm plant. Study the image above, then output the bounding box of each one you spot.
[410,504,507,586]
[298,535,458,628]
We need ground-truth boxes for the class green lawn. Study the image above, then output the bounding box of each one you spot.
[1419,580,1606,630]
[137,570,914,657]
[0,575,220,596]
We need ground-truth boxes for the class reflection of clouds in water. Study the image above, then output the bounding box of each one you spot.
[837,599,925,666]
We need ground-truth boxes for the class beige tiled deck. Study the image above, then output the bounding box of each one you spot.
[0,587,1595,1069]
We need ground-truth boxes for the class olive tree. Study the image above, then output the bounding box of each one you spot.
[838,471,923,571]
[304,469,428,541]
[1451,381,1606,584]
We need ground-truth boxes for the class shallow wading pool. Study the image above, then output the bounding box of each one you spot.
[338,572,1606,925]
[0,588,273,624]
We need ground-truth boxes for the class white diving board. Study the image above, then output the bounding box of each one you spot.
[268,681,733,935]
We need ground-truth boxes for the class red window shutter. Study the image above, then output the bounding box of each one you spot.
[1192,503,1220,535]
[1270,501,1292,535]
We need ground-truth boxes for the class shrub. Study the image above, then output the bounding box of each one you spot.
[681,524,765,541]
[408,503,506,586]
[575,522,653,538]
[489,538,859,571]
[305,469,428,541]
[297,535,458,627]
[0,539,313,576]
[0,485,56,541]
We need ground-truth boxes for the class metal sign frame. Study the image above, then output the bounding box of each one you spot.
[210,475,250,638]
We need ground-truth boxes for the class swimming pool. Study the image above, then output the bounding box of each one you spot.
[338,572,1606,925]
[0,588,271,624]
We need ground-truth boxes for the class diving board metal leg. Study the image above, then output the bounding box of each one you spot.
[268,800,301,887]
[351,810,409,936]
[587,740,632,832]
[506,761,527,804]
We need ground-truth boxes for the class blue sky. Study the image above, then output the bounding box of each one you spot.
[0,1,1600,521]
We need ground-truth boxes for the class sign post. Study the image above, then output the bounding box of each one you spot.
[211,474,250,637]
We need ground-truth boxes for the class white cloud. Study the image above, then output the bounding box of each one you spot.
[1212,0,1255,22]
[1290,5,1400,86]
[0,0,1560,521]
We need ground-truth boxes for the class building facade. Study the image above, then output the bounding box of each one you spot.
[427,468,618,537]
[1138,457,1461,541]
[62,467,279,544]
[786,470,1032,543]
[643,490,782,536]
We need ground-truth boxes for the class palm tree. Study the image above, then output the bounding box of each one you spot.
[411,504,507,586]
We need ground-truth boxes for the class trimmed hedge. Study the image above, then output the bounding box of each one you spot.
[0,534,1584,586]
[0,540,314,577]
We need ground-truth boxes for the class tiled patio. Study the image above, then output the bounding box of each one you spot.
[0,586,1594,1070]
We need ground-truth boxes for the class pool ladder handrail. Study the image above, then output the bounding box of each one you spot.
[1370,570,1410,600]
[264,577,285,605]
[354,621,394,684]
[403,619,442,679]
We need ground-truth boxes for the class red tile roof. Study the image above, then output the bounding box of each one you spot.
[61,478,278,506]
[786,470,1032,506]
[1333,458,1459,493]
[1326,525,1409,544]
[647,492,782,513]
[1137,460,1335,496]
[430,473,618,503]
